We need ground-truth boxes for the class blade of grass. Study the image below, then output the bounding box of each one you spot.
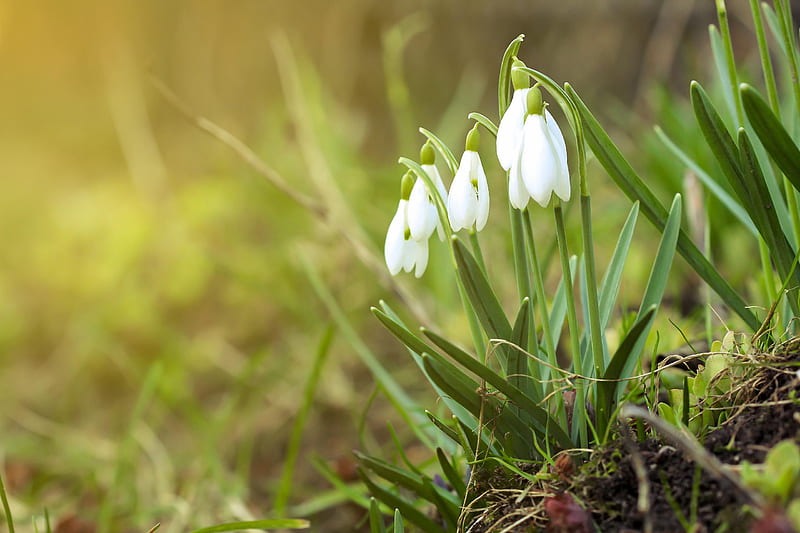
[436,448,467,499]
[302,257,434,446]
[0,468,14,533]
[273,326,335,516]
[369,499,387,533]
[188,520,310,533]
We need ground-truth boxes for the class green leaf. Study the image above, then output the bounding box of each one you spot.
[358,470,445,533]
[187,520,310,533]
[369,499,387,533]
[421,354,533,458]
[419,127,459,175]
[565,83,759,330]
[372,304,480,431]
[595,306,656,438]
[599,202,639,329]
[509,298,539,400]
[452,236,513,342]
[393,510,404,533]
[655,126,757,237]
[372,307,434,357]
[498,34,525,114]
[741,83,800,192]
[436,448,467,499]
[425,411,468,453]
[422,329,573,450]
[355,452,430,499]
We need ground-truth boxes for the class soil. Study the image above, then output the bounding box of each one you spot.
[465,341,800,532]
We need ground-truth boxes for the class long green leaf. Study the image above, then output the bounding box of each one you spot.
[436,448,467,499]
[595,306,657,439]
[565,83,759,330]
[369,499,387,533]
[452,236,513,340]
[421,355,533,458]
[358,470,445,533]
[373,304,480,430]
[422,329,572,450]
[188,520,310,533]
[393,510,404,533]
[741,83,800,191]
[599,202,639,329]
[509,298,538,400]
[355,452,430,499]
[655,127,757,237]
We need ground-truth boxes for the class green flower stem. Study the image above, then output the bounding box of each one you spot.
[579,194,606,375]
[554,202,587,446]
[752,0,800,251]
[716,0,744,124]
[522,210,557,379]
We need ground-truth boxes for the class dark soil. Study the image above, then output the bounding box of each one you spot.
[466,342,800,532]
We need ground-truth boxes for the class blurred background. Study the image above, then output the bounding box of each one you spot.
[0,1,765,531]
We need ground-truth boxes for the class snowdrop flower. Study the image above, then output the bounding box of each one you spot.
[385,172,430,278]
[496,59,531,172]
[509,87,571,208]
[447,125,490,232]
[407,142,447,241]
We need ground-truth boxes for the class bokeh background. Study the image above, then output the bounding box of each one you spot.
[0,1,764,531]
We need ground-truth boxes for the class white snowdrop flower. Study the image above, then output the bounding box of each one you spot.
[447,126,490,232]
[511,87,571,208]
[408,142,447,241]
[496,58,531,172]
[385,172,431,278]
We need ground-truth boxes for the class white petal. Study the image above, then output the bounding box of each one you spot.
[422,163,448,204]
[384,201,408,275]
[496,88,530,171]
[413,239,429,278]
[448,152,479,231]
[545,110,571,202]
[508,155,529,210]
[471,152,490,231]
[407,178,437,241]
[520,114,559,208]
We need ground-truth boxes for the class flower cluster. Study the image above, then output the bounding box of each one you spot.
[384,59,571,277]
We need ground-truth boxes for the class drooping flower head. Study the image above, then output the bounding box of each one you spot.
[408,141,447,242]
[385,171,430,278]
[496,59,531,173]
[447,125,490,232]
[497,59,571,210]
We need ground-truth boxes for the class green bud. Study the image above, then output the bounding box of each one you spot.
[420,141,436,165]
[400,171,414,200]
[465,124,480,152]
[525,86,544,116]
[511,58,529,91]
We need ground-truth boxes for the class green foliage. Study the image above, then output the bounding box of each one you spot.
[741,440,800,526]
[354,2,800,530]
